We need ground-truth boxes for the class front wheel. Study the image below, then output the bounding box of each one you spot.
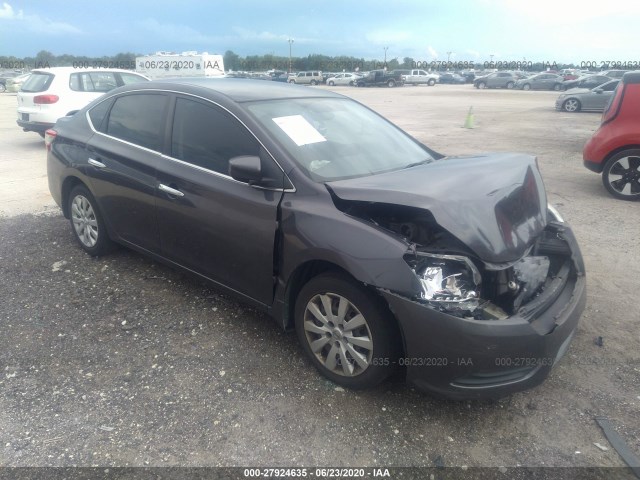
[310,80,317,85]
[553,83,562,91]
[522,83,531,90]
[428,79,436,86]
[295,273,400,389]
[387,79,396,87]
[602,149,640,200]
[328,81,335,86]
[506,81,514,89]
[477,82,486,89]
[68,185,114,256]
[562,98,581,112]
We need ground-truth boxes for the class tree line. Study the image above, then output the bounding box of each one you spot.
[1,50,584,73]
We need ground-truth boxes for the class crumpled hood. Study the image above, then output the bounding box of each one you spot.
[327,153,548,264]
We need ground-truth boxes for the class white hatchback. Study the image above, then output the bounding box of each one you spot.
[17,67,148,136]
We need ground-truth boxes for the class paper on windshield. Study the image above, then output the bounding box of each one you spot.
[272,115,326,146]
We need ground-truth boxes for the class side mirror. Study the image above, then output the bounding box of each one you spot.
[594,88,603,94]
[229,156,262,184]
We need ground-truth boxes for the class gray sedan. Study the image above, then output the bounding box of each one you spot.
[555,80,620,112]
[516,73,564,91]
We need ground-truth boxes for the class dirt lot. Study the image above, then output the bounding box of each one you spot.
[0,85,638,475]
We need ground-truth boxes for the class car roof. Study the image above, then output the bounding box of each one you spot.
[622,71,640,84]
[122,78,344,102]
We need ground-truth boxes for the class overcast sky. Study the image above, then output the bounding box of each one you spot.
[1,0,638,64]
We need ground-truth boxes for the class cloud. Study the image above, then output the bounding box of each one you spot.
[0,2,21,18]
[365,29,411,45]
[137,18,220,44]
[0,2,81,34]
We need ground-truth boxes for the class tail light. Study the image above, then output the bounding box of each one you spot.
[44,129,57,151]
[601,83,625,125]
[34,95,59,104]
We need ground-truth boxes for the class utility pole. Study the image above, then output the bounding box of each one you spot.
[447,51,453,64]
[383,46,388,65]
[288,38,294,74]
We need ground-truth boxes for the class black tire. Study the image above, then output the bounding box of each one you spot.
[562,98,581,112]
[310,80,317,86]
[601,149,640,200]
[288,79,295,84]
[522,83,531,90]
[477,82,486,89]
[348,81,354,86]
[295,273,400,389]
[67,185,114,256]
[328,80,335,86]
[387,79,396,88]
[428,78,436,86]
[553,83,562,91]
[506,81,514,89]
[0,83,6,93]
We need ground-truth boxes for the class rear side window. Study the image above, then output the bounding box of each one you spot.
[171,97,260,175]
[106,94,168,151]
[21,73,54,92]
[70,72,118,92]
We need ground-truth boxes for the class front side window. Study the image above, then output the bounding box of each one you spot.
[106,94,167,151]
[119,73,148,85]
[246,97,434,182]
[171,97,260,175]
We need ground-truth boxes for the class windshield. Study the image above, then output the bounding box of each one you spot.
[245,97,433,182]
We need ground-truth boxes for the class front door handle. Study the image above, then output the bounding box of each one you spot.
[159,184,185,197]
[88,158,106,168]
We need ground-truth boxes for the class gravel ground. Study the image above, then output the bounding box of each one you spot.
[0,86,638,475]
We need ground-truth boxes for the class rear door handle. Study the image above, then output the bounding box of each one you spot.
[88,158,106,168]
[159,184,185,197]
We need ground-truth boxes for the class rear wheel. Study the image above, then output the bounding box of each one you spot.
[428,78,436,86]
[477,82,486,89]
[328,80,335,86]
[310,80,317,85]
[68,185,114,255]
[562,98,581,112]
[295,273,400,389]
[602,149,640,200]
[506,81,514,89]
[553,83,563,91]
[387,79,396,87]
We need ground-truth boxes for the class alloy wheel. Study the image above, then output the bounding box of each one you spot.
[302,293,374,377]
[71,195,99,248]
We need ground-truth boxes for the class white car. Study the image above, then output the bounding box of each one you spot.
[17,67,148,137]
[326,73,362,86]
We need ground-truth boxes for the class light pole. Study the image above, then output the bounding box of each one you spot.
[383,46,388,66]
[446,51,453,64]
[288,38,294,74]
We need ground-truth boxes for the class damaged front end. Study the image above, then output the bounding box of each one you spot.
[404,221,573,321]
[331,198,579,324]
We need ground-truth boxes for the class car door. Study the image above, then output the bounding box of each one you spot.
[155,95,284,306]
[85,92,169,252]
[586,81,618,110]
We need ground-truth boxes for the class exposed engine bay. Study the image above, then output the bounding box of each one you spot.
[335,201,573,320]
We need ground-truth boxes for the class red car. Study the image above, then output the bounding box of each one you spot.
[583,71,640,200]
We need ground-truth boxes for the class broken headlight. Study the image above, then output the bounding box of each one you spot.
[406,253,482,313]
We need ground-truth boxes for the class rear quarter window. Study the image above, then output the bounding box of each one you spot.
[21,73,54,92]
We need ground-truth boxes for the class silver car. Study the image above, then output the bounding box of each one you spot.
[326,72,361,86]
[555,80,620,112]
